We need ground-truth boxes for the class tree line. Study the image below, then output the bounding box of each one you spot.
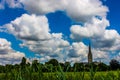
[0,57,120,73]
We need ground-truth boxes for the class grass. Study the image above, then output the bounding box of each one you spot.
[0,63,119,80]
[0,71,120,80]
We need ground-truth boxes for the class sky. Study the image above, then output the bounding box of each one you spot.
[0,0,120,65]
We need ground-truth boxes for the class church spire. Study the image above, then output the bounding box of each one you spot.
[88,42,92,64]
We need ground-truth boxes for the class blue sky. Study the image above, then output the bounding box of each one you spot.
[0,0,120,65]
[105,0,120,33]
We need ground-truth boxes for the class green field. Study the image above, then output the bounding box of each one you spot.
[0,71,120,80]
[43,71,120,80]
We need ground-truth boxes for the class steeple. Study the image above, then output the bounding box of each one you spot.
[88,43,92,64]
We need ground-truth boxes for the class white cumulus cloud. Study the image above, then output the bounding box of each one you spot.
[0,38,25,65]
[66,0,108,22]
[0,0,120,64]
[3,14,70,60]
[70,17,109,41]
[92,29,120,51]
[70,16,120,52]
[20,33,70,57]
[4,14,51,41]
[20,0,67,15]
[68,42,88,58]
[20,0,108,23]
[67,42,110,63]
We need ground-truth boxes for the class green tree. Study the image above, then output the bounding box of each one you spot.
[5,64,13,72]
[20,57,26,65]
[32,59,39,72]
[73,63,85,72]
[46,59,59,66]
[20,57,27,70]
[110,59,120,70]
[97,62,108,71]
[64,62,71,72]
[59,63,64,71]
[0,65,5,73]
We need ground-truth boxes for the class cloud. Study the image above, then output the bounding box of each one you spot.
[67,0,120,62]
[67,42,110,63]
[0,0,120,64]
[4,14,51,41]
[0,0,22,9]
[20,33,70,57]
[69,19,120,62]
[5,0,22,8]
[92,30,120,51]
[68,42,88,58]
[20,0,67,15]
[20,0,108,23]
[0,1,4,9]
[92,49,109,61]
[66,0,108,22]
[114,53,120,61]
[70,17,109,40]
[67,42,88,63]
[0,38,25,65]
[3,14,70,60]
[1,0,108,23]
[70,16,120,52]
[20,33,70,63]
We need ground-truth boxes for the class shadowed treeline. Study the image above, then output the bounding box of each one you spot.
[0,57,120,80]
[0,57,120,73]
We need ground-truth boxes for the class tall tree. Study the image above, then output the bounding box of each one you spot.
[20,57,27,70]
[73,63,85,72]
[46,59,59,66]
[64,62,71,72]
[32,59,39,72]
[110,59,120,70]
[20,57,27,66]
[97,62,108,71]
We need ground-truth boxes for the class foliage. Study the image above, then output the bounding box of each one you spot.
[0,57,120,80]
[45,59,59,66]
[110,59,120,70]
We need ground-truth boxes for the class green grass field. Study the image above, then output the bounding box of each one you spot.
[0,71,120,80]
[42,71,120,80]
